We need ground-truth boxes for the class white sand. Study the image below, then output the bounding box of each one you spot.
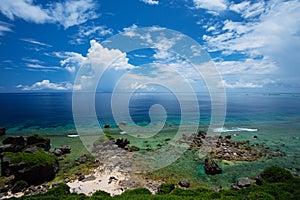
[67,168,129,196]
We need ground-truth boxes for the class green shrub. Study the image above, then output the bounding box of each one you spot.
[46,183,70,195]
[121,188,152,196]
[170,188,201,196]
[91,190,111,198]
[247,191,275,200]
[4,150,56,166]
[157,183,175,194]
[260,165,293,183]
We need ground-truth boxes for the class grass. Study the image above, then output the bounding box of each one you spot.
[3,150,56,166]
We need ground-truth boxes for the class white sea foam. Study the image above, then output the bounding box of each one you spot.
[213,127,258,133]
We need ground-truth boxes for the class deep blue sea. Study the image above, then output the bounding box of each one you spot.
[0,92,299,135]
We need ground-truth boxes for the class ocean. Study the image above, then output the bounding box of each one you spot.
[0,92,299,187]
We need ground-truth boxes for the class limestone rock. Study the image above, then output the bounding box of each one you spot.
[204,158,222,175]
[178,180,190,188]
[237,177,251,187]
[53,145,71,156]
[115,138,130,148]
[2,136,26,146]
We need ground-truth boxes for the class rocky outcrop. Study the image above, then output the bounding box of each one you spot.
[76,154,88,164]
[115,138,130,149]
[1,150,59,185]
[53,145,71,156]
[2,136,26,146]
[191,130,285,162]
[191,131,207,147]
[204,158,222,175]
[0,135,59,186]
[126,145,140,152]
[0,127,6,136]
[1,135,50,152]
[27,135,51,151]
[178,180,190,188]
[237,177,251,187]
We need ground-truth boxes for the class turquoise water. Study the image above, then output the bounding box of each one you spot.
[0,92,299,187]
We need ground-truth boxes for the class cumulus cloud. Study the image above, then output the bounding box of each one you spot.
[17,80,73,91]
[59,40,136,90]
[57,51,86,73]
[141,0,159,5]
[0,0,98,29]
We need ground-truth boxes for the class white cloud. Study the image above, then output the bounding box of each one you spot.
[57,51,86,73]
[65,66,76,73]
[59,40,136,89]
[122,24,139,37]
[0,0,98,29]
[193,0,228,11]
[49,0,98,29]
[78,25,112,37]
[221,80,263,89]
[86,40,134,70]
[21,38,52,47]
[70,25,113,45]
[17,80,73,91]
[0,21,13,36]
[141,0,159,5]
[59,52,86,66]
[215,57,277,75]
[203,0,300,81]
[0,0,52,23]
[26,63,61,72]
[229,1,266,19]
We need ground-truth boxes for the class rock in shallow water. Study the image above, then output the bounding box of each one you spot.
[115,138,130,148]
[237,177,251,187]
[204,158,222,175]
[178,180,190,188]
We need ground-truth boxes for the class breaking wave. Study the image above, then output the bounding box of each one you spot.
[213,127,258,133]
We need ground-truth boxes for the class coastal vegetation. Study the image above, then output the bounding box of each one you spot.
[7,165,300,199]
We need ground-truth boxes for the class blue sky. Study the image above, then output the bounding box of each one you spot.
[0,0,299,93]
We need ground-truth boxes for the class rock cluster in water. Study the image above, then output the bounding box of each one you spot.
[191,130,285,162]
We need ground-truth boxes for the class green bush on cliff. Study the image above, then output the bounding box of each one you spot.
[260,165,293,183]
[121,188,152,196]
[3,150,56,166]
[46,183,70,195]
[157,182,175,194]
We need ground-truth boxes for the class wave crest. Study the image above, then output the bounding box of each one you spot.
[213,127,258,133]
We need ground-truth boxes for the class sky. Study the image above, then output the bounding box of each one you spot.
[0,0,299,93]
